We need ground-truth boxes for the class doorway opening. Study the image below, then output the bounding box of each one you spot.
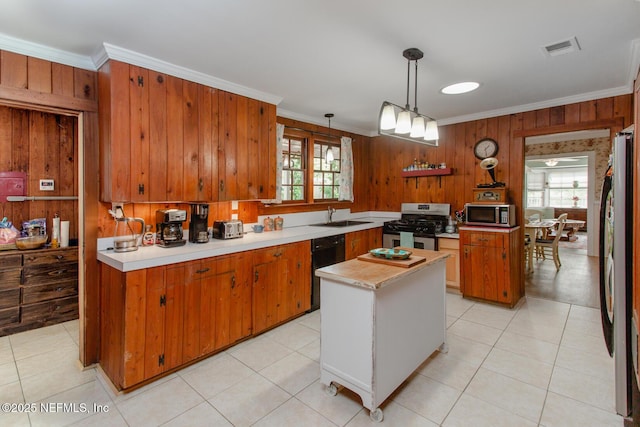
[523,129,609,308]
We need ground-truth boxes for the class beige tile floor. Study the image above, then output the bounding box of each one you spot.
[0,294,624,426]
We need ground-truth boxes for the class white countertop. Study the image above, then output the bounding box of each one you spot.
[97,213,394,272]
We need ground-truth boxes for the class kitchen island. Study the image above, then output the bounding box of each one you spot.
[316,248,449,422]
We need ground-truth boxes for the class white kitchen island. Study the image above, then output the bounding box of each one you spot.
[316,248,449,422]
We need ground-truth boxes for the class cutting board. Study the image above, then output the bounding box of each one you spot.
[357,252,426,268]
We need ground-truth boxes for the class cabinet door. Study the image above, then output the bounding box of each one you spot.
[253,256,279,334]
[182,258,216,362]
[218,92,276,200]
[163,265,185,372]
[228,252,252,343]
[345,230,367,260]
[129,65,150,202]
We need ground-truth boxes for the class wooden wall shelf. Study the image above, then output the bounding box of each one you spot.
[401,168,453,188]
[400,168,452,178]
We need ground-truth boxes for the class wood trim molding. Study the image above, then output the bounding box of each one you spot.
[0,86,98,112]
[513,118,625,139]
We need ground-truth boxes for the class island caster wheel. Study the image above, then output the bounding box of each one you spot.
[370,407,384,422]
[325,383,338,397]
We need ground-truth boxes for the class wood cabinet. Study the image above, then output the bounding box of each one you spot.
[0,248,78,337]
[438,237,460,291]
[460,227,522,307]
[100,242,305,390]
[99,59,276,203]
[253,241,311,334]
[345,228,382,260]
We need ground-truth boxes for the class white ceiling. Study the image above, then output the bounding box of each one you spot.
[1,0,639,136]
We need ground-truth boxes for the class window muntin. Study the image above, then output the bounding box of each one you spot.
[281,136,305,202]
[313,141,340,200]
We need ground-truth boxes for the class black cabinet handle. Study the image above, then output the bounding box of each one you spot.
[196,268,210,274]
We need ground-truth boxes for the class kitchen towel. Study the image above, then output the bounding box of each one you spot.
[60,220,70,247]
[399,231,414,249]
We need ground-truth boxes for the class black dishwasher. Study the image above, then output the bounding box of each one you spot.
[310,234,346,311]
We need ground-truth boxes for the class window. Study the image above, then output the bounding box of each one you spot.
[280,129,341,203]
[281,135,305,201]
[313,141,341,200]
[548,169,588,208]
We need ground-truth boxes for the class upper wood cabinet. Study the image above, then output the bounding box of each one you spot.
[98,60,276,203]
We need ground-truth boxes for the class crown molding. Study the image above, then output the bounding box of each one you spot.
[437,85,633,127]
[0,32,96,70]
[96,43,282,106]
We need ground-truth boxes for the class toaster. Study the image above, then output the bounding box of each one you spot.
[212,220,244,239]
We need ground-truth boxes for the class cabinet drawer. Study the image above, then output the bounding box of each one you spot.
[0,288,20,310]
[438,238,459,251]
[21,296,78,325]
[0,306,20,328]
[462,232,503,247]
[22,261,78,286]
[23,249,78,266]
[0,269,21,290]
[22,280,78,304]
[184,258,217,278]
[0,253,22,270]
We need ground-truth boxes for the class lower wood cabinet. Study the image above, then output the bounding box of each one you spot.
[0,248,78,337]
[345,227,382,260]
[460,227,522,307]
[253,241,310,334]
[100,241,309,390]
[438,237,460,291]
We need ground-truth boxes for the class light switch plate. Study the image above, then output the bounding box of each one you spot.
[39,179,54,191]
[231,200,239,210]
[231,213,238,220]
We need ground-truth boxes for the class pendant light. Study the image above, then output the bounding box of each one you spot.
[325,113,335,162]
[378,48,439,146]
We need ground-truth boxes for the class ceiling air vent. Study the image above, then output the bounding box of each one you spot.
[542,36,581,57]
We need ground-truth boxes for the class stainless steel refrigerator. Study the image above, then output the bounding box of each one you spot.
[599,128,636,421]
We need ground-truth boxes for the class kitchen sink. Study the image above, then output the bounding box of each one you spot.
[310,220,371,227]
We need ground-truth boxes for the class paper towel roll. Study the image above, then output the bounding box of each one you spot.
[60,220,70,247]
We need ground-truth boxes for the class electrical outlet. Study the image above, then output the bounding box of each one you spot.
[111,203,124,218]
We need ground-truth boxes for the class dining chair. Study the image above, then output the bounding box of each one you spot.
[535,213,568,270]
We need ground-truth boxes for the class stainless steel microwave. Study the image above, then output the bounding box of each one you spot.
[464,203,516,227]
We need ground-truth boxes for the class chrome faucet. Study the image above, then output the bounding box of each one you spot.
[328,206,336,223]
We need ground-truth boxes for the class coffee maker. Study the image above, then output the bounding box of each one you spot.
[189,203,209,243]
[155,209,187,247]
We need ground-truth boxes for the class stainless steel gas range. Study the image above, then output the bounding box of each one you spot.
[382,203,451,250]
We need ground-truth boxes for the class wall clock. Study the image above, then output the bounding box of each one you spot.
[473,138,499,159]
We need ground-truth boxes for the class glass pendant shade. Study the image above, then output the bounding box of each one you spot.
[395,110,412,134]
[424,120,439,141]
[325,147,334,162]
[410,116,425,138]
[380,104,397,130]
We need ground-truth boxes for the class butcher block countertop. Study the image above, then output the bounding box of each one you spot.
[315,248,449,290]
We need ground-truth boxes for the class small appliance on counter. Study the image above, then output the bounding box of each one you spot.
[189,203,209,243]
[212,220,244,240]
[156,209,187,247]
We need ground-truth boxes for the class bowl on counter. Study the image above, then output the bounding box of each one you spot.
[15,234,48,250]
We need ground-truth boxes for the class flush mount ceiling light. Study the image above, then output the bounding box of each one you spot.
[441,81,480,95]
[378,48,439,146]
[544,159,559,167]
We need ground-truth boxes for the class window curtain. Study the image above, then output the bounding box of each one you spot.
[338,136,354,202]
[262,123,284,204]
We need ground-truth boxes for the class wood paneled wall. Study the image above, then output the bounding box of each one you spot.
[0,50,100,366]
[368,95,633,217]
[0,106,78,239]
